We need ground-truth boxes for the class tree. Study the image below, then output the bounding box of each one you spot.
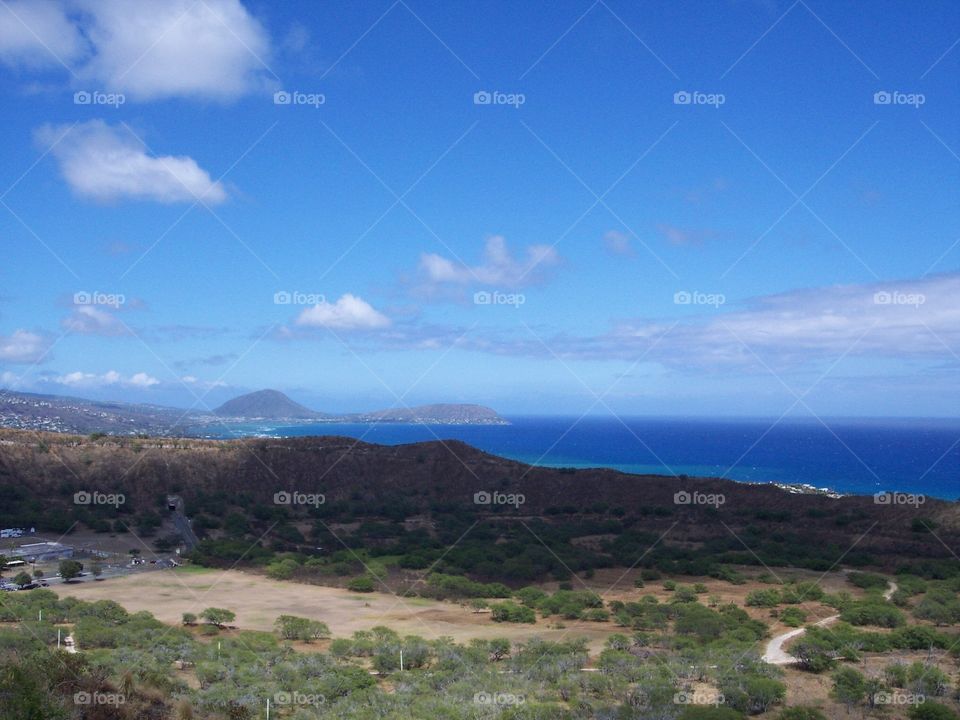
[831,667,866,711]
[274,615,331,642]
[792,635,837,672]
[181,613,197,626]
[0,555,6,577]
[12,572,32,589]
[32,569,43,581]
[200,608,235,628]
[91,560,104,580]
[908,703,960,720]
[58,559,83,582]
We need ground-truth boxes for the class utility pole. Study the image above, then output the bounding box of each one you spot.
[400,649,404,672]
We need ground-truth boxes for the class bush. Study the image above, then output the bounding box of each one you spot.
[678,707,745,720]
[840,600,905,628]
[746,589,781,607]
[777,709,828,720]
[847,572,888,589]
[909,703,960,720]
[347,576,375,593]
[914,589,960,626]
[779,607,807,627]
[489,602,535,623]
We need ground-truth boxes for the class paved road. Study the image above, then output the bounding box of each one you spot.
[761,579,897,665]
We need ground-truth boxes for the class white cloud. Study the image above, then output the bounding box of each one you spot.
[77,0,271,101]
[0,0,87,67]
[54,369,159,388]
[0,0,271,101]
[0,330,49,363]
[419,235,560,289]
[61,305,127,335]
[584,273,960,366]
[181,375,227,390]
[128,372,159,388]
[603,230,633,256]
[38,120,227,204]
[363,272,960,371]
[295,294,390,330]
[1,370,24,387]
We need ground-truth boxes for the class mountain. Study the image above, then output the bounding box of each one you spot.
[0,390,196,436]
[347,403,508,425]
[0,429,956,577]
[0,389,508,434]
[212,390,326,420]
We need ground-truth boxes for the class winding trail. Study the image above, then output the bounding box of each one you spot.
[761,579,897,665]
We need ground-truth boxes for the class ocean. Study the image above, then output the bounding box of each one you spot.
[201,416,960,500]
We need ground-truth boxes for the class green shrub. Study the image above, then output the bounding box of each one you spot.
[777,708,828,720]
[347,576,375,592]
[909,703,960,720]
[489,601,535,623]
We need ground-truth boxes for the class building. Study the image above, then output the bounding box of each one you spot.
[7,542,74,563]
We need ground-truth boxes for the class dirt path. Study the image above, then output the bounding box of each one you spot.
[761,579,897,665]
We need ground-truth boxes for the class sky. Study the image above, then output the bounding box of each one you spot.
[0,0,957,417]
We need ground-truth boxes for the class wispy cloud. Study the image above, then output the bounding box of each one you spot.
[657,223,716,246]
[415,235,560,301]
[54,369,159,388]
[602,230,634,257]
[60,305,128,336]
[0,330,49,364]
[315,272,960,371]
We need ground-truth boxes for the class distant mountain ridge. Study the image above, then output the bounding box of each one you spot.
[215,390,509,425]
[0,388,508,435]
[345,403,504,424]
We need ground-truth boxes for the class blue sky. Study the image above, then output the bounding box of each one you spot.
[0,0,957,416]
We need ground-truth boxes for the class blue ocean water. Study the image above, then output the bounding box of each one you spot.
[203,417,960,500]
